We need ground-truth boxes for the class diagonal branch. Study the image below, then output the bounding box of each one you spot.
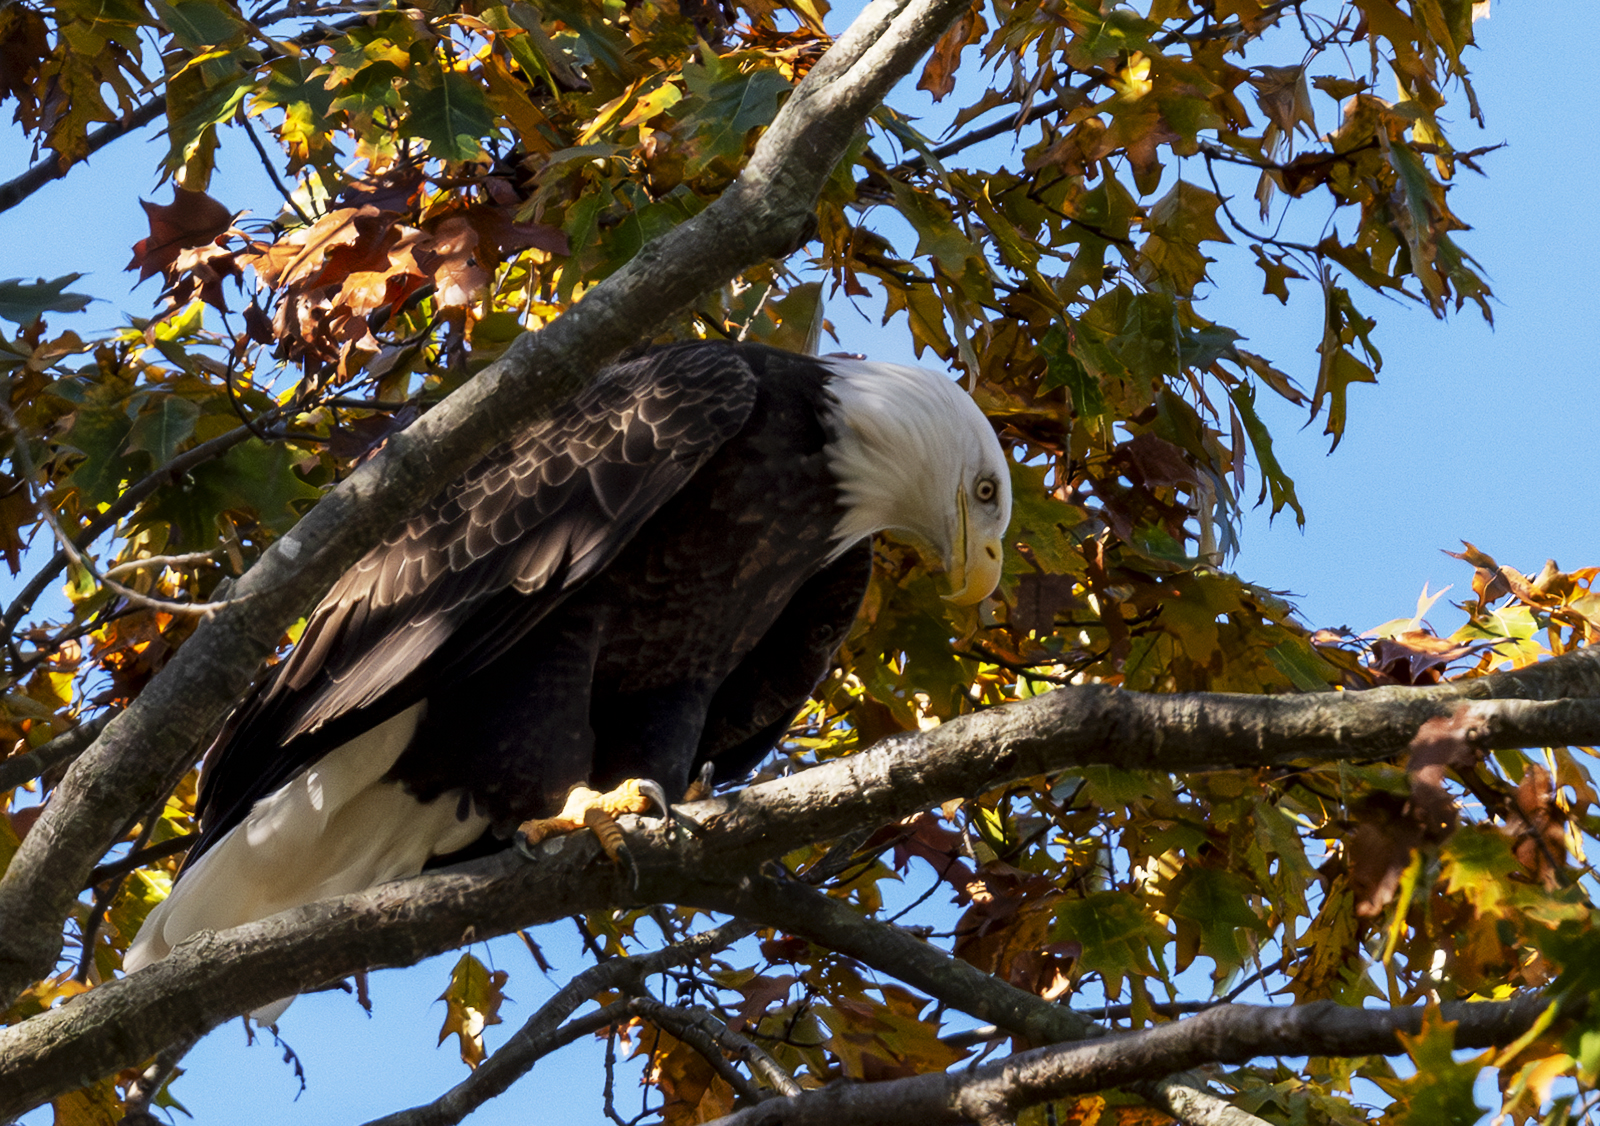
[0,0,979,1009]
[692,873,1265,1126]
[691,994,1557,1126]
[363,920,757,1126]
[0,100,166,216]
[0,710,117,793]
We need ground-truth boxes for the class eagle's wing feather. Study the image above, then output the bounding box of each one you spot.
[696,541,873,780]
[193,344,759,852]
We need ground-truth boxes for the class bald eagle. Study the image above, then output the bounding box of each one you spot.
[124,342,1011,995]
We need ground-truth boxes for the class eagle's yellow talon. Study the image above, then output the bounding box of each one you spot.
[516,779,665,864]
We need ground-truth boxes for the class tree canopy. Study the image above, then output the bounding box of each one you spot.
[0,0,1598,1123]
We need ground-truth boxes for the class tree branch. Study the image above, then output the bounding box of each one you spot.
[691,872,1268,1126]
[7,650,1596,1114]
[0,0,979,1009]
[0,100,165,216]
[363,920,757,1126]
[0,710,118,793]
[0,13,378,217]
[690,994,1556,1126]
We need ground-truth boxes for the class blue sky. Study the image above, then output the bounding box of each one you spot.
[4,1,1599,1122]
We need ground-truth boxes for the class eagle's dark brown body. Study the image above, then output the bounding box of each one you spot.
[124,340,1011,992]
[193,342,869,857]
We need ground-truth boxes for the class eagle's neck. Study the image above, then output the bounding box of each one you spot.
[817,358,956,561]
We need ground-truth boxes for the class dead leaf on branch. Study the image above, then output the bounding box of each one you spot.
[127,187,235,284]
[1508,764,1567,888]
[1012,571,1081,637]
[1249,65,1315,143]
[865,813,977,904]
[729,972,797,1032]
[1349,710,1480,918]
[639,1026,737,1126]
[954,864,1071,999]
[916,1,985,103]
[819,985,967,1081]
[1367,630,1492,686]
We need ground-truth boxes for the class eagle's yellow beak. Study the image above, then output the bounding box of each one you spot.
[943,536,1003,605]
[941,486,1004,605]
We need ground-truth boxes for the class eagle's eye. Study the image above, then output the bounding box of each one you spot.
[974,478,997,504]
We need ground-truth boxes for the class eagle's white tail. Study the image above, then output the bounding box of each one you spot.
[123,703,489,1022]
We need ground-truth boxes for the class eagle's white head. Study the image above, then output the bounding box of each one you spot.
[820,358,1011,605]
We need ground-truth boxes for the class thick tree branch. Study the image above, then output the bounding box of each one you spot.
[0,0,977,1008]
[690,994,1556,1126]
[6,651,1595,1115]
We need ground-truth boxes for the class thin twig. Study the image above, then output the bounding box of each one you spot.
[361,920,758,1126]
[103,551,225,580]
[84,834,198,889]
[0,417,271,646]
[76,807,160,981]
[239,112,314,226]
[0,400,246,618]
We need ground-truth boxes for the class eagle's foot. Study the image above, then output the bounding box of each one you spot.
[681,762,716,804]
[516,780,669,866]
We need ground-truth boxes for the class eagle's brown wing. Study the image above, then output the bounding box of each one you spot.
[192,343,759,857]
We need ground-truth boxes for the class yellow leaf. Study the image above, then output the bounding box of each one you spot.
[51,1076,124,1126]
[436,953,507,1069]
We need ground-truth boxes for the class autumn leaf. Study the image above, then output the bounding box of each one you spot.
[436,953,508,1069]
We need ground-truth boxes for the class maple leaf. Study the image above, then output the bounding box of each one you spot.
[127,187,234,284]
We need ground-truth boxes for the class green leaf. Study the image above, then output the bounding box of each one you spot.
[1264,640,1335,692]
[152,0,247,50]
[134,437,322,546]
[64,405,141,507]
[889,180,983,275]
[124,395,200,468]
[1228,382,1304,525]
[404,70,495,162]
[1378,1008,1487,1126]
[1001,460,1084,578]
[1169,867,1267,970]
[1039,323,1107,428]
[678,58,791,175]
[0,275,93,324]
[163,49,255,181]
[1052,890,1168,996]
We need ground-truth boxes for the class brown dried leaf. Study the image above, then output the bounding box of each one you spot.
[730,972,796,1032]
[1250,65,1316,140]
[127,187,234,283]
[647,1030,736,1126]
[916,2,984,102]
[1012,572,1079,637]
